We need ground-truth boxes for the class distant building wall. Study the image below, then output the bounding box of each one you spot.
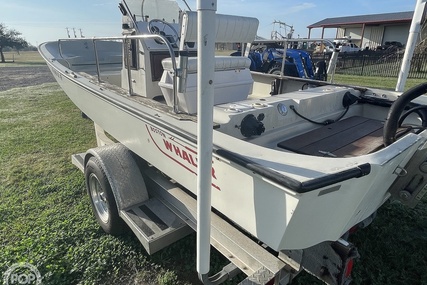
[382,24,410,45]
[365,26,384,49]
[344,27,362,41]
[337,28,345,38]
[335,23,410,50]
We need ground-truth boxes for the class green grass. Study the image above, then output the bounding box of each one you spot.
[332,74,426,91]
[0,54,426,284]
[0,83,205,285]
[0,51,46,67]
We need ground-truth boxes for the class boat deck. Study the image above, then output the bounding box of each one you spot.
[277,116,385,157]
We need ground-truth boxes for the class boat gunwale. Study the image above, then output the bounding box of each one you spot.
[216,148,371,193]
[40,42,377,195]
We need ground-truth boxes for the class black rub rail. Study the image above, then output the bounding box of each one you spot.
[215,149,371,194]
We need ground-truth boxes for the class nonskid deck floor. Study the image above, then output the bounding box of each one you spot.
[277,116,385,157]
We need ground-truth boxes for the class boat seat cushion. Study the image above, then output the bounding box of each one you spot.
[159,56,253,114]
[161,56,251,73]
[180,11,259,45]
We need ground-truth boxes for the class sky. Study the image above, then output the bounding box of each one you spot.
[0,0,418,47]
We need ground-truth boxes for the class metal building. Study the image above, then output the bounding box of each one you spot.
[307,11,415,50]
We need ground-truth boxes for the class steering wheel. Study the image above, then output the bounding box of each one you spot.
[147,19,179,45]
[383,82,427,146]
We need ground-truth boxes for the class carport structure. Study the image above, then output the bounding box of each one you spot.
[307,11,414,50]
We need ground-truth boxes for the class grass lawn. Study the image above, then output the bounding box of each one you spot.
[0,83,205,285]
[0,51,46,67]
[1,52,427,284]
[332,74,426,91]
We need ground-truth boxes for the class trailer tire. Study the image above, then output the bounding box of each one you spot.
[85,156,127,235]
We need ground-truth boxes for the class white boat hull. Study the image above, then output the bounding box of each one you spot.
[41,53,426,250]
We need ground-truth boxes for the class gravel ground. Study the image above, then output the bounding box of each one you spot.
[0,66,56,92]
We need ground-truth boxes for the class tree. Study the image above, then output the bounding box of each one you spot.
[0,23,29,63]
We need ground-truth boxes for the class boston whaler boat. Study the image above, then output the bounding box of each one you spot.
[39,0,427,284]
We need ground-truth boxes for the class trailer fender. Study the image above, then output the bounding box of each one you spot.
[84,143,149,211]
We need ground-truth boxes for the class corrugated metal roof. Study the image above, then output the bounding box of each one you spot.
[308,11,413,28]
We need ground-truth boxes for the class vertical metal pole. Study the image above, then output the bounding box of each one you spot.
[196,0,217,281]
[58,40,63,58]
[93,39,102,82]
[361,55,365,76]
[327,51,339,83]
[360,23,366,49]
[125,37,134,96]
[396,0,426,91]
[280,40,287,76]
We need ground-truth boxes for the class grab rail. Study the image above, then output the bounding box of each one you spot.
[57,35,180,113]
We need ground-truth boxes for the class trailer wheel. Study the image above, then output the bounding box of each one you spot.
[85,156,126,235]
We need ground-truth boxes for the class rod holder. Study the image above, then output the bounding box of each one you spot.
[177,50,189,94]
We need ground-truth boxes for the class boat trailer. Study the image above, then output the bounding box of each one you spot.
[71,124,360,285]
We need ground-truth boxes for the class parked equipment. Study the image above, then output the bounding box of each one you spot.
[232,42,327,81]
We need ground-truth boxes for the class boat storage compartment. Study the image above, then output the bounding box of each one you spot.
[277,116,384,157]
[159,56,254,114]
